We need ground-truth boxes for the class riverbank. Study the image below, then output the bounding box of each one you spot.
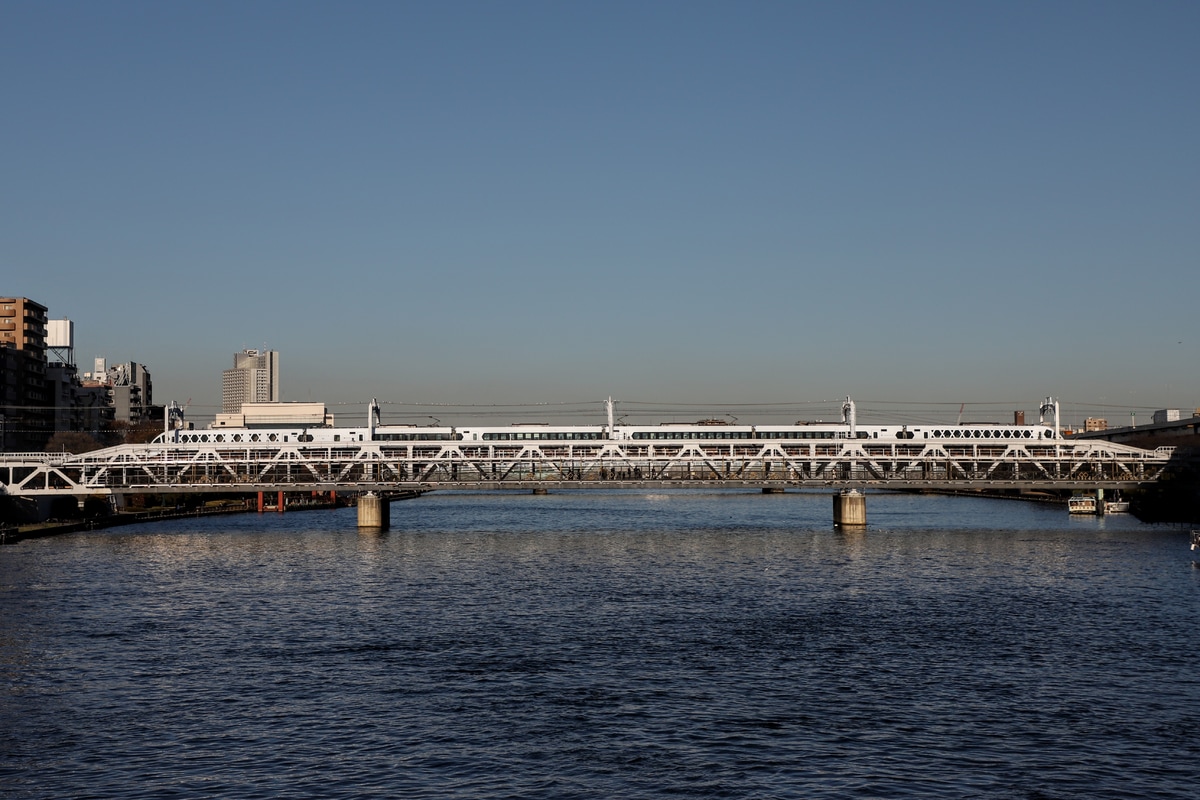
[1,501,274,544]
[1,489,436,544]
[0,491,422,545]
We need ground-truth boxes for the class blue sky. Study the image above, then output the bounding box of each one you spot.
[3,1,1196,426]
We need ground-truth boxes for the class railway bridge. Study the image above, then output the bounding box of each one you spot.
[1,433,1179,527]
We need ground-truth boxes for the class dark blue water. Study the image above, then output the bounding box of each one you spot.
[2,490,1198,799]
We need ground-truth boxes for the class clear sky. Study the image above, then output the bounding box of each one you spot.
[3,0,1196,427]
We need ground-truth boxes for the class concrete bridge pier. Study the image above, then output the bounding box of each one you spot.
[357,492,390,529]
[834,489,866,528]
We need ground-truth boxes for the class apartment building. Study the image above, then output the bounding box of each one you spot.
[0,298,51,450]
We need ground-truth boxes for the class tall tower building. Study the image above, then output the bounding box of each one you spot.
[222,349,279,413]
[1,297,50,450]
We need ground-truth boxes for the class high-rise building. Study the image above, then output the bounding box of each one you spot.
[0,297,48,355]
[0,297,51,450]
[222,349,279,413]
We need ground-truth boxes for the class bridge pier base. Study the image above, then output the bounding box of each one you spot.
[834,489,866,528]
[357,492,390,529]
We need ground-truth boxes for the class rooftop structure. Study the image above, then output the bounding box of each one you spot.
[212,402,332,429]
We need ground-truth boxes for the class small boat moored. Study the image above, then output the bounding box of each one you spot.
[1068,495,1098,515]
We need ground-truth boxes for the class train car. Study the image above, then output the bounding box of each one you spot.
[153,397,1061,446]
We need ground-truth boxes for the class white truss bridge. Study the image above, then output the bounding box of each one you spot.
[0,437,1179,499]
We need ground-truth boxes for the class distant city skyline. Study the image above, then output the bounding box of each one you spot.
[2,296,1191,432]
[3,2,1196,420]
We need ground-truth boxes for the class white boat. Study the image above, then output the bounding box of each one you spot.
[1068,495,1097,514]
[1103,500,1131,514]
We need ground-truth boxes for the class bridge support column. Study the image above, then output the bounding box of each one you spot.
[357,492,390,529]
[833,489,866,528]
[278,490,285,513]
[257,491,264,513]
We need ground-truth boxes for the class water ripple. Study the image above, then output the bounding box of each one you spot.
[2,491,1196,798]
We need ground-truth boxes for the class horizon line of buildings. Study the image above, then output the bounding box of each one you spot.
[2,296,160,451]
[2,294,283,452]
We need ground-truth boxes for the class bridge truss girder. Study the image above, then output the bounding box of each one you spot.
[0,439,1177,498]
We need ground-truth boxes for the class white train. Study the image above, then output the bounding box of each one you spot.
[155,397,1062,446]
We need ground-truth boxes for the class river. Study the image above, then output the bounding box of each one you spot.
[2,490,1198,798]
